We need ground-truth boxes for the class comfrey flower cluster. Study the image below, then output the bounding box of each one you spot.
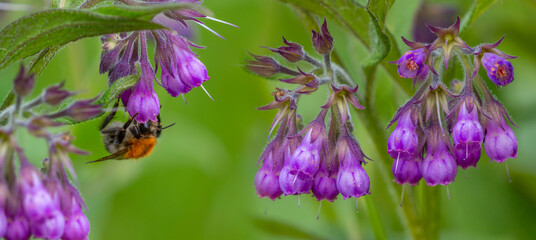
[0,65,99,239]
[100,0,236,123]
[249,20,370,208]
[387,17,517,187]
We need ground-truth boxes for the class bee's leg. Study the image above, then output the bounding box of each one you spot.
[129,125,141,138]
[100,98,120,131]
[117,112,139,143]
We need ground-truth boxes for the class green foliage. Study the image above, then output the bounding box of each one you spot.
[361,0,395,67]
[96,74,139,107]
[0,9,163,71]
[92,2,195,21]
[460,0,500,32]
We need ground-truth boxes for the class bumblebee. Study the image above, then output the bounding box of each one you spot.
[89,101,174,163]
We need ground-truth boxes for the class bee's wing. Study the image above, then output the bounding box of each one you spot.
[87,148,129,163]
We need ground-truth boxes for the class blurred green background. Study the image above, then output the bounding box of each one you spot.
[1,0,536,239]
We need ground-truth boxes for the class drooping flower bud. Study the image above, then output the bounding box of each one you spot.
[481,53,514,86]
[484,117,517,163]
[279,114,313,195]
[312,154,339,202]
[18,164,55,222]
[387,110,419,162]
[31,209,65,239]
[312,19,333,55]
[0,206,6,238]
[254,138,284,200]
[246,54,285,78]
[287,109,327,182]
[13,64,35,97]
[61,186,90,240]
[393,157,422,186]
[5,212,30,240]
[335,136,370,199]
[126,34,160,123]
[421,125,458,186]
[396,48,427,79]
[452,101,483,169]
[268,37,304,63]
[175,50,210,90]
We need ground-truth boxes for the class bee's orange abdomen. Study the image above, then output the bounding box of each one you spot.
[125,137,157,159]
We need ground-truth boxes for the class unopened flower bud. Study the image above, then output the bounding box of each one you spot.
[269,37,304,63]
[31,210,65,239]
[312,19,333,55]
[484,117,517,163]
[43,82,73,106]
[65,99,102,122]
[13,65,35,97]
[335,137,370,199]
[421,135,458,186]
[452,102,483,169]
[393,158,422,186]
[387,111,419,162]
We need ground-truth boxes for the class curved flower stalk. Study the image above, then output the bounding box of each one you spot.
[0,65,100,240]
[250,20,370,212]
[100,0,237,123]
[387,17,518,187]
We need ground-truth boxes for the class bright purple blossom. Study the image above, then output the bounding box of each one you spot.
[421,138,458,186]
[392,158,422,186]
[484,118,517,163]
[31,210,64,239]
[61,189,90,240]
[397,48,427,78]
[335,137,370,199]
[312,158,338,202]
[18,166,55,223]
[481,52,514,86]
[452,102,484,169]
[156,31,210,97]
[126,35,160,123]
[0,208,6,238]
[254,141,283,200]
[5,211,30,240]
[387,111,419,162]
[288,123,326,181]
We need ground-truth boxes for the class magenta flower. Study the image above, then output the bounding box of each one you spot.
[421,138,458,186]
[397,48,427,79]
[484,117,517,163]
[387,110,419,162]
[392,158,422,186]
[452,102,484,169]
[254,140,283,200]
[481,52,514,86]
[335,136,370,199]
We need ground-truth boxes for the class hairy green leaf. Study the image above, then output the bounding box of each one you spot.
[361,0,394,67]
[0,9,164,71]
[91,2,195,21]
[460,0,499,32]
[96,74,139,106]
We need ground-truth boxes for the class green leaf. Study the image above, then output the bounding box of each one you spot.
[96,74,139,106]
[460,0,499,32]
[0,9,164,71]
[361,0,395,67]
[279,0,371,47]
[91,2,195,21]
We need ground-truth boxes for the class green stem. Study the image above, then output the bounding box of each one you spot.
[423,185,440,240]
[364,197,387,240]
